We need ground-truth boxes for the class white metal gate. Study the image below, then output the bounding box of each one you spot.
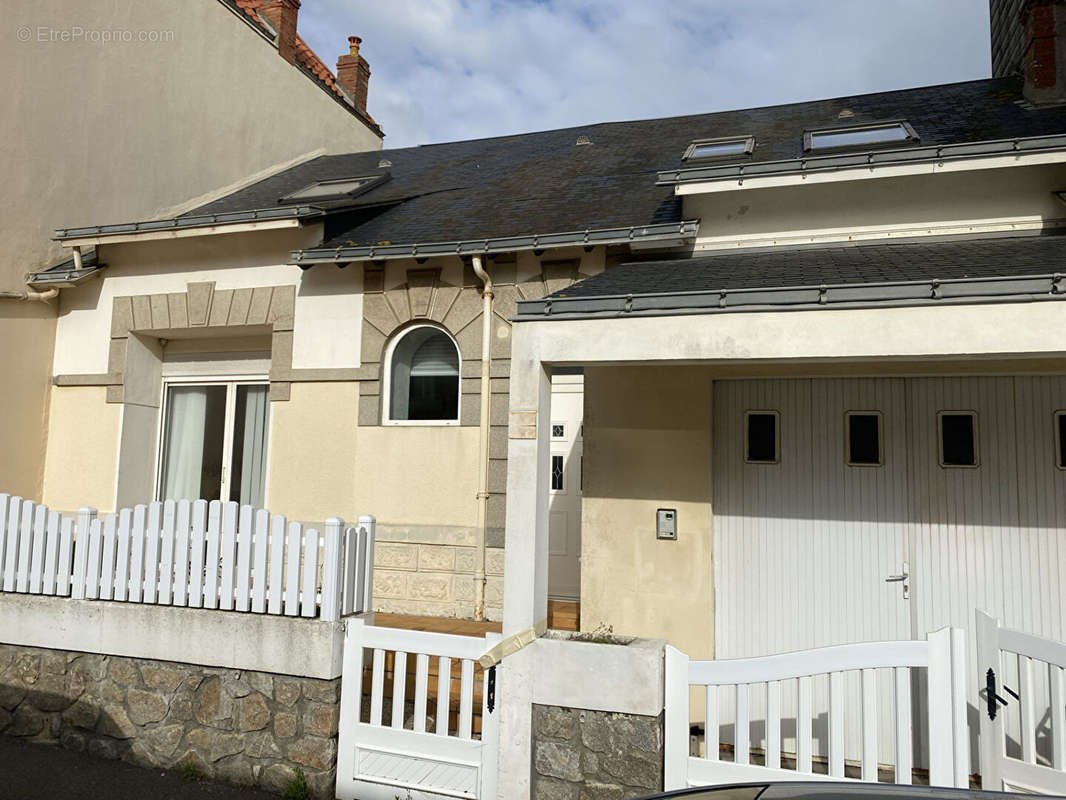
[336,618,501,800]
[978,611,1066,794]
[664,628,969,790]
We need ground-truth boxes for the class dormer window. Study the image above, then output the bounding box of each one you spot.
[279,174,387,205]
[682,136,755,162]
[804,121,917,151]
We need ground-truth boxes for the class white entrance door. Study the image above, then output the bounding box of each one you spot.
[548,371,583,600]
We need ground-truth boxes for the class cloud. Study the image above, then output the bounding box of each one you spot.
[298,0,991,149]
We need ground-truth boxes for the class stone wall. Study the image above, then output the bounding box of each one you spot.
[374,537,505,620]
[531,704,664,800]
[0,643,341,799]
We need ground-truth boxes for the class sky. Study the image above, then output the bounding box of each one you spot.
[298,0,993,150]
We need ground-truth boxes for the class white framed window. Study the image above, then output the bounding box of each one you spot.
[744,410,780,464]
[1055,411,1066,470]
[845,411,883,467]
[938,411,979,468]
[804,121,917,151]
[682,135,755,162]
[156,377,270,506]
[383,324,461,425]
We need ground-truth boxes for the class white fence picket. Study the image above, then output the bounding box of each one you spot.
[128,505,146,603]
[236,504,253,612]
[159,500,176,605]
[28,505,47,594]
[391,650,408,729]
[143,501,161,604]
[413,653,430,733]
[114,508,132,602]
[0,495,9,591]
[765,680,781,769]
[459,658,474,739]
[359,515,376,614]
[321,518,343,622]
[72,507,97,600]
[252,509,269,613]
[189,500,208,609]
[99,513,117,601]
[56,516,73,596]
[437,656,452,735]
[42,511,60,596]
[268,514,285,615]
[2,497,21,591]
[219,502,237,611]
[300,529,319,618]
[894,667,913,784]
[174,500,191,607]
[284,522,301,616]
[84,518,103,600]
[203,501,221,610]
[15,499,34,592]
[342,526,358,616]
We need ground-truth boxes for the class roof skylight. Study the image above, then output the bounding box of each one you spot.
[279,174,386,204]
[805,121,917,151]
[683,136,755,162]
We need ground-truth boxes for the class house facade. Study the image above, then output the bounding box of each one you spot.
[0,0,382,503]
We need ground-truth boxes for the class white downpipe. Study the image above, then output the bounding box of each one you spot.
[471,255,493,621]
[0,288,58,302]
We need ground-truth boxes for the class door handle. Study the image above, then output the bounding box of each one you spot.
[885,562,910,599]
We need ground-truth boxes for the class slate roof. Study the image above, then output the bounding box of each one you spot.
[549,231,1066,298]
[180,76,1066,253]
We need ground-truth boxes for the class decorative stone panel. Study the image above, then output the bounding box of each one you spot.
[531,704,665,800]
[0,643,341,799]
[89,281,297,403]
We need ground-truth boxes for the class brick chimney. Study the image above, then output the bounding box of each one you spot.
[337,36,372,115]
[260,0,300,65]
[1022,0,1066,104]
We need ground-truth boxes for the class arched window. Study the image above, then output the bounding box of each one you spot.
[386,325,460,423]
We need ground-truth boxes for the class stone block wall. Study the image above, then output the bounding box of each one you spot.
[0,643,341,799]
[374,537,505,620]
[531,704,664,800]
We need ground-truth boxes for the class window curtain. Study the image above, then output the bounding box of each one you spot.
[160,387,209,501]
[237,386,269,508]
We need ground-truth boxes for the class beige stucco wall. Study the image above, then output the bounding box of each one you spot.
[41,386,121,513]
[266,381,360,522]
[580,366,714,660]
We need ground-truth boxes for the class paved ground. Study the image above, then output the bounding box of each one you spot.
[0,736,281,800]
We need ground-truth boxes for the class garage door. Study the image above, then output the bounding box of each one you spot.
[712,376,1066,771]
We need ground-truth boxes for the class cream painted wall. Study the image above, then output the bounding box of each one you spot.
[52,227,362,376]
[352,427,481,529]
[580,366,714,660]
[41,386,121,513]
[686,163,1066,248]
[0,305,56,498]
[266,381,360,522]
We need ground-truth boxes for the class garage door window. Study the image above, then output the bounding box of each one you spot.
[939,411,978,467]
[745,411,779,463]
[846,412,882,466]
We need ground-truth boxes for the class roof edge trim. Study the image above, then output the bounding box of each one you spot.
[290,220,700,264]
[515,273,1066,321]
[54,206,325,241]
[656,133,1066,186]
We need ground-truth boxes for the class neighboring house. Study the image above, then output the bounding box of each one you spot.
[0,0,382,502]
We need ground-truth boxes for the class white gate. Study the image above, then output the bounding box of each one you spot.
[336,618,501,800]
[977,611,1066,794]
[664,628,969,791]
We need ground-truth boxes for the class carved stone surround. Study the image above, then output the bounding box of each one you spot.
[55,282,297,403]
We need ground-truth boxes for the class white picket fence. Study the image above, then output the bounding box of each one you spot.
[665,627,969,791]
[0,494,374,622]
